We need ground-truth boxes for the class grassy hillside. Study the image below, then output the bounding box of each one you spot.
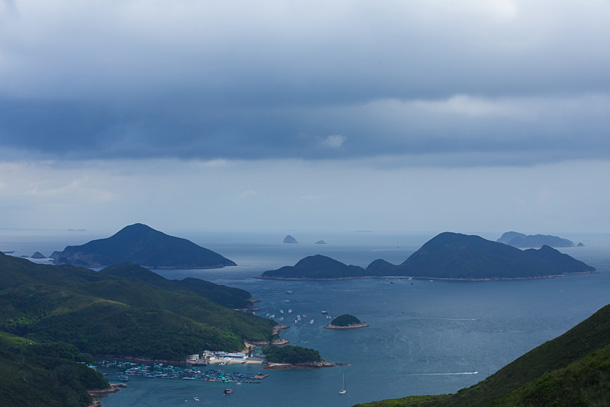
[0,332,108,407]
[100,262,253,309]
[263,345,323,364]
[355,305,610,407]
[0,252,275,360]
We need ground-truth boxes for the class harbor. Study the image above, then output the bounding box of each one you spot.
[98,360,270,384]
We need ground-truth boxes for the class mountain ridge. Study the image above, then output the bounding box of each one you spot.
[51,223,236,269]
[260,232,596,280]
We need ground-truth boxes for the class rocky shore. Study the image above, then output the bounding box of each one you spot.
[265,361,334,369]
[245,324,290,346]
[325,322,369,329]
[88,383,126,407]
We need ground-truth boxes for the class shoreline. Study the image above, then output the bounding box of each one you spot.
[256,270,599,282]
[264,361,334,369]
[88,383,126,407]
[245,324,290,347]
[325,322,368,330]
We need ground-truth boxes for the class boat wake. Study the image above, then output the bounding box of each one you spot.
[407,317,478,321]
[411,371,479,376]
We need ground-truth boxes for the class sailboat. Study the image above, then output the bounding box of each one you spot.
[338,373,347,395]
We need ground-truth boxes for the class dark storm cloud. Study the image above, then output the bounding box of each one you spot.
[1,1,610,165]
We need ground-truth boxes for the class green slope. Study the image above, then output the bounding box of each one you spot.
[355,304,610,407]
[100,262,253,309]
[0,252,275,360]
[0,332,108,407]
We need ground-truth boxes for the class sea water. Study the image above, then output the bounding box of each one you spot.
[2,231,609,407]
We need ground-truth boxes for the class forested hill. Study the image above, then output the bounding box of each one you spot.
[51,223,236,269]
[0,252,275,361]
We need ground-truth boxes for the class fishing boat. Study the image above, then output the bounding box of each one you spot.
[224,389,233,395]
[193,396,200,401]
[339,373,347,395]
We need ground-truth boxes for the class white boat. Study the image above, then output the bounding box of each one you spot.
[194,396,200,401]
[339,373,347,395]
[310,319,314,324]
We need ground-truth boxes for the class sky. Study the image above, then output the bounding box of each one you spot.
[1,0,610,237]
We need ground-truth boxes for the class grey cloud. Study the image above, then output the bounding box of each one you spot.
[1,1,610,165]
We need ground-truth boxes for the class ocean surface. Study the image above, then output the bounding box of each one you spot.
[2,230,610,407]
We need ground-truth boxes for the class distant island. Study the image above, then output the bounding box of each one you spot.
[260,254,368,280]
[50,223,236,269]
[30,251,46,259]
[283,235,298,244]
[497,231,575,248]
[260,232,596,281]
[326,314,368,329]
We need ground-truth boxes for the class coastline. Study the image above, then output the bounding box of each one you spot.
[265,361,334,369]
[257,270,599,282]
[325,322,368,330]
[245,324,290,347]
[88,383,126,407]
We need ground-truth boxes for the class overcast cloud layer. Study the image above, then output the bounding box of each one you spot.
[1,0,610,164]
[1,1,610,235]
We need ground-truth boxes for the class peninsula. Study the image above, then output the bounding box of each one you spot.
[51,223,236,269]
[0,250,284,406]
[263,345,333,369]
[0,252,275,362]
[260,232,596,281]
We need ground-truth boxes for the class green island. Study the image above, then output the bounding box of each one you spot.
[326,314,368,329]
[0,251,277,406]
[355,304,610,407]
[51,223,236,269]
[260,232,596,281]
[263,345,332,368]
